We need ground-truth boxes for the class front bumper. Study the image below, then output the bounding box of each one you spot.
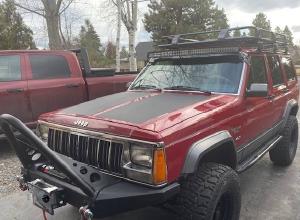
[24,167,179,217]
[0,114,179,218]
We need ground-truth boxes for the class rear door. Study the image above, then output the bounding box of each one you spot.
[281,56,298,99]
[85,74,137,100]
[113,74,137,93]
[85,75,116,100]
[27,53,86,121]
[0,54,32,124]
[243,55,274,156]
[267,55,288,125]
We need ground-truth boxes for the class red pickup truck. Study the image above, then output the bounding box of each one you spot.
[0,49,136,129]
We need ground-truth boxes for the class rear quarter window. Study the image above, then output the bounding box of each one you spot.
[267,56,284,86]
[29,54,71,80]
[282,57,296,81]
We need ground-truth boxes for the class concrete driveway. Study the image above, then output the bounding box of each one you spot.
[1,121,300,220]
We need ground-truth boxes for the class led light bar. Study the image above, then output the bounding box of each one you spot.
[148,47,240,59]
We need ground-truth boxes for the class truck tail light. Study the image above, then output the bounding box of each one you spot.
[153,149,167,185]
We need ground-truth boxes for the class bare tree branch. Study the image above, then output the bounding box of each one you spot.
[41,0,49,13]
[56,0,63,12]
[121,4,131,29]
[58,15,67,48]
[59,0,74,15]
[14,2,45,17]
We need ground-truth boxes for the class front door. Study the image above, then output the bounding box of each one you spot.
[27,53,86,121]
[242,55,274,157]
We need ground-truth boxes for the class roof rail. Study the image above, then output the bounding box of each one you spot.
[159,26,289,53]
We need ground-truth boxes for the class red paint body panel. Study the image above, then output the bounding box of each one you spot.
[85,74,138,100]
[38,49,299,184]
[0,50,136,128]
[0,53,32,123]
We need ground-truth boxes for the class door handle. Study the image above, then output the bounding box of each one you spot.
[65,83,80,88]
[6,88,24,93]
[282,88,289,93]
[266,95,275,100]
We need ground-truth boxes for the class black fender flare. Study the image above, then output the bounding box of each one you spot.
[281,99,298,131]
[181,131,237,174]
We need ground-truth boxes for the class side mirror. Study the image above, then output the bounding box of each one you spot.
[246,83,268,97]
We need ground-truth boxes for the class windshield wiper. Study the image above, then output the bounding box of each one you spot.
[164,86,212,94]
[131,85,162,91]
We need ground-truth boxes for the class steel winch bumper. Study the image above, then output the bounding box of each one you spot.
[0,114,180,218]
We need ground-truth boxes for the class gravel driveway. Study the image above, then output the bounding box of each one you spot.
[0,141,21,197]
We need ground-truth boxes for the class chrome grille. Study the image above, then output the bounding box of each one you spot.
[48,128,124,174]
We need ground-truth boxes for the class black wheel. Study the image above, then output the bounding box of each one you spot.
[175,163,241,220]
[269,115,298,166]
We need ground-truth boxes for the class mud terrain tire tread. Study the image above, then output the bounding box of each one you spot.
[269,115,298,166]
[176,162,241,220]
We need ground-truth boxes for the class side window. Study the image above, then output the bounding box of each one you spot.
[0,55,21,82]
[29,55,71,80]
[248,56,267,89]
[282,57,296,81]
[267,56,284,86]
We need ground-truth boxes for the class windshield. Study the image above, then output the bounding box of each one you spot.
[130,56,244,94]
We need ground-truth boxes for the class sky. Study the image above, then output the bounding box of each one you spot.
[21,0,300,48]
[215,0,300,44]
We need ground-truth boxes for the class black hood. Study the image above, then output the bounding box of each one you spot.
[59,91,210,124]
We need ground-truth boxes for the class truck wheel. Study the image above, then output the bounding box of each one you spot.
[176,163,241,220]
[269,115,298,166]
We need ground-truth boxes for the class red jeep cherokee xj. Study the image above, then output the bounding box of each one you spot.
[0,27,299,220]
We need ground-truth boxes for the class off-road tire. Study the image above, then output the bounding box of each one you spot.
[269,115,298,166]
[175,163,241,220]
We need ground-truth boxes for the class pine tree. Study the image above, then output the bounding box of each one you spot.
[105,41,116,61]
[0,0,35,49]
[144,0,229,42]
[274,26,282,34]
[252,13,271,30]
[77,19,103,67]
[283,25,294,46]
[120,46,129,59]
[293,46,300,64]
[233,28,241,37]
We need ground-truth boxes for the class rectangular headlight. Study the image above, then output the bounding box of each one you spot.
[130,145,153,168]
[123,142,167,186]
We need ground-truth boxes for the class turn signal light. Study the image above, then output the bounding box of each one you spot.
[153,149,167,185]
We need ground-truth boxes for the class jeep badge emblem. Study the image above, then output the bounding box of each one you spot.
[74,120,89,127]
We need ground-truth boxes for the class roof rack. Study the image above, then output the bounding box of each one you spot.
[158,26,289,54]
